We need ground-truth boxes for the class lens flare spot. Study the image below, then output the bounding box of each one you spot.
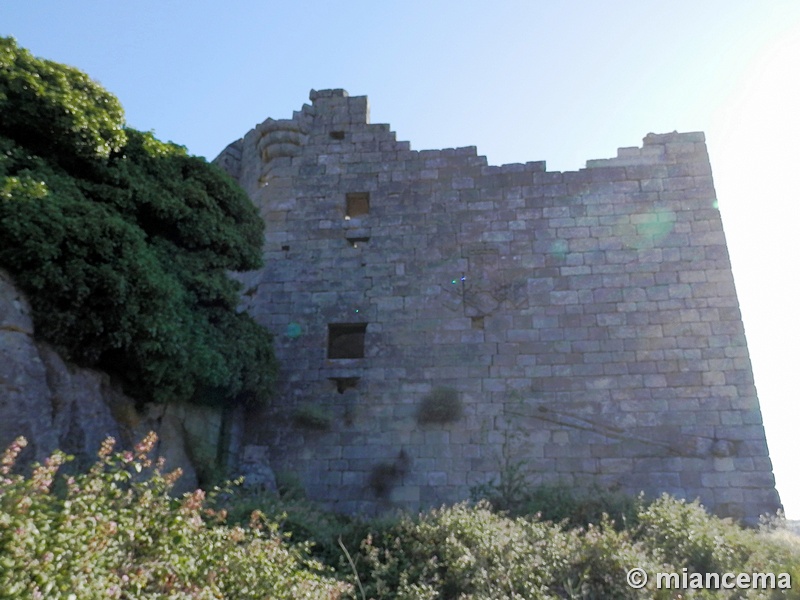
[286,322,303,339]
[624,208,676,249]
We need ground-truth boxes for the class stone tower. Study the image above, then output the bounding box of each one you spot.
[215,89,781,521]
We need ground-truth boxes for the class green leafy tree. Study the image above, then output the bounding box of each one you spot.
[0,37,275,406]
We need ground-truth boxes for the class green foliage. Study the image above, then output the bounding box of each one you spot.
[637,494,760,574]
[293,403,333,430]
[417,387,462,425]
[469,459,531,514]
[519,484,644,530]
[349,498,799,599]
[215,487,371,571]
[633,496,800,599]
[748,518,800,599]
[0,38,275,407]
[0,37,126,167]
[273,471,308,501]
[212,483,800,599]
[357,502,567,599]
[15,448,785,600]
[0,436,351,599]
[554,520,670,600]
[471,463,645,530]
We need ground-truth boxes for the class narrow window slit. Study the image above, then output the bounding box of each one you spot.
[347,237,370,249]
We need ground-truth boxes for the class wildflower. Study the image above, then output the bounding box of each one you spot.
[31,453,65,492]
[164,467,183,487]
[182,489,205,511]
[134,431,158,458]
[1,436,28,475]
[229,526,246,543]
[98,437,116,458]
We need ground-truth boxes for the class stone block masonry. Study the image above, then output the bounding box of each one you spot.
[215,88,781,522]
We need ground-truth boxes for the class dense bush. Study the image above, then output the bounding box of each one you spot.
[637,493,755,575]
[355,502,566,599]
[350,496,800,600]
[347,498,799,599]
[0,435,351,599]
[0,37,275,407]
[2,432,798,599]
[215,486,372,571]
[292,403,334,431]
[349,502,678,599]
[470,461,646,529]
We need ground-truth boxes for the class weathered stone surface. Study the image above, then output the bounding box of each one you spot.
[0,271,59,463]
[0,270,243,493]
[213,90,780,523]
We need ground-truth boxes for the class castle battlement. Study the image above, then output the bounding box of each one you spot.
[216,89,780,521]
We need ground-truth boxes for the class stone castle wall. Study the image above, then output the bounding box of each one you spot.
[216,89,781,521]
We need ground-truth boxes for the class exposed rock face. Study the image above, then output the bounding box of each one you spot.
[0,270,61,461]
[0,270,200,493]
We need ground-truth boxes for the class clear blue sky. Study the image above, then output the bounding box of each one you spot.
[3,1,799,517]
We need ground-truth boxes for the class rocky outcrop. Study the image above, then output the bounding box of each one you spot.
[0,270,203,493]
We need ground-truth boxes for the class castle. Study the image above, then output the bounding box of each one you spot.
[214,89,781,521]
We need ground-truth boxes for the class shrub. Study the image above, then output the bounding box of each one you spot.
[416,387,462,425]
[472,466,646,529]
[0,37,276,408]
[637,494,759,574]
[355,501,574,599]
[215,486,371,571]
[519,484,646,530]
[352,499,800,599]
[273,470,307,500]
[0,435,351,599]
[633,496,800,598]
[292,403,333,430]
[746,518,800,599]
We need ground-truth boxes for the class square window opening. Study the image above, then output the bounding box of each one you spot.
[345,192,370,218]
[330,131,345,140]
[328,323,367,359]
